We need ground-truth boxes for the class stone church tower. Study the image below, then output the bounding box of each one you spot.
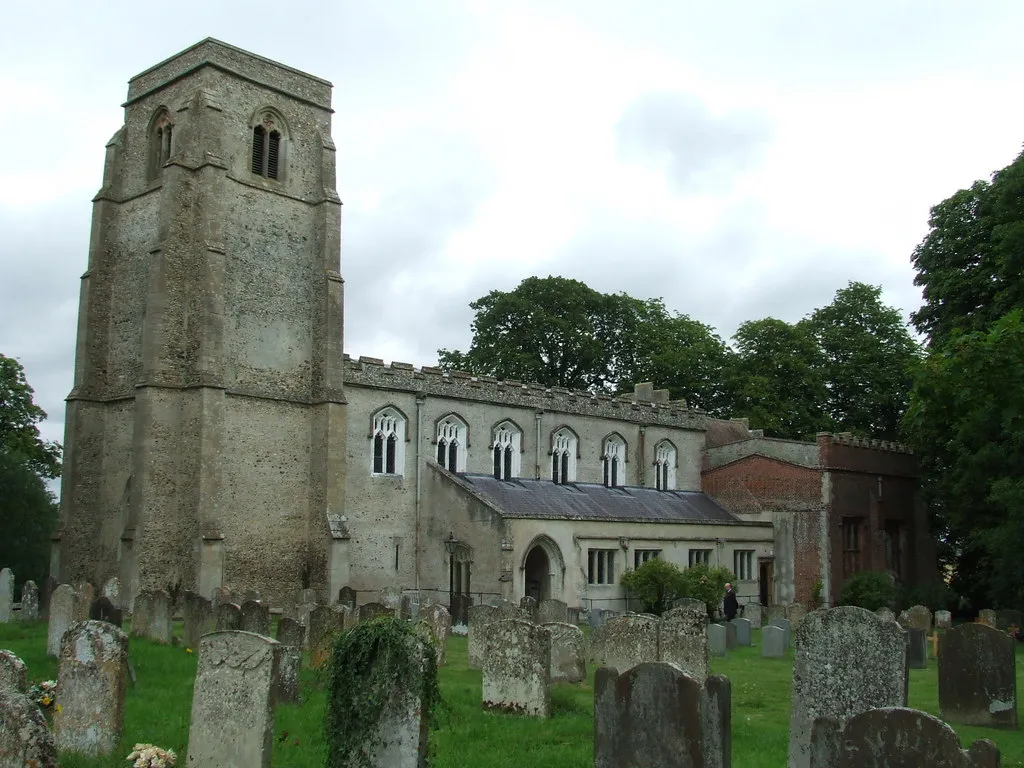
[56,40,346,607]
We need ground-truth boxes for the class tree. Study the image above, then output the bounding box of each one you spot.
[0,353,62,479]
[621,558,686,615]
[728,318,829,440]
[806,282,921,440]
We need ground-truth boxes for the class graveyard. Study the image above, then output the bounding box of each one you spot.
[1,610,1022,767]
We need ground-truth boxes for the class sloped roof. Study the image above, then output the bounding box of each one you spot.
[456,474,741,524]
[703,418,753,448]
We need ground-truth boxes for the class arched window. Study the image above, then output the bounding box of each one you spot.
[492,421,521,480]
[436,415,468,473]
[251,111,285,180]
[371,407,406,475]
[602,434,626,488]
[550,428,578,484]
[150,109,173,179]
[654,440,677,491]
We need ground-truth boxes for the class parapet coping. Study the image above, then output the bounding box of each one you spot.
[818,432,913,454]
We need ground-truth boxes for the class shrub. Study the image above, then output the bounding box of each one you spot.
[621,558,685,615]
[837,570,896,611]
[678,564,736,615]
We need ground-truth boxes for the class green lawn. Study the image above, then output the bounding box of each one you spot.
[1,621,1022,767]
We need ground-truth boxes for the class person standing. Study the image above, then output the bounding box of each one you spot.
[723,582,739,621]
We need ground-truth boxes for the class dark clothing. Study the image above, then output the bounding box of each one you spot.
[723,589,739,621]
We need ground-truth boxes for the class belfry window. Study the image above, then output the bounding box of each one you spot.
[550,428,577,484]
[492,422,521,480]
[602,435,626,488]
[436,415,468,473]
[251,112,283,179]
[654,441,677,491]
[150,110,173,178]
[371,408,405,475]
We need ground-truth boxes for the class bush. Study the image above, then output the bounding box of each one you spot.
[621,558,685,615]
[678,564,735,615]
[837,571,896,611]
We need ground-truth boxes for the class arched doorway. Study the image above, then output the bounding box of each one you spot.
[521,535,565,602]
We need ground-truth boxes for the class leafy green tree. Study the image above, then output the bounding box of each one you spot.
[806,282,921,440]
[837,570,897,611]
[0,353,61,479]
[728,318,829,439]
[678,563,736,615]
[621,558,686,615]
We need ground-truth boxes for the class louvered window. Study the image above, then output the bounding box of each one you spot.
[251,126,265,174]
[251,125,282,179]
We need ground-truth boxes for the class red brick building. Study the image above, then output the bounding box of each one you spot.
[702,420,937,607]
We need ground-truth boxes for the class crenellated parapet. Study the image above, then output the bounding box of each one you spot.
[344,355,706,430]
[818,432,912,455]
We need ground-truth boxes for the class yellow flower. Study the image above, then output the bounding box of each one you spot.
[41,696,52,706]
[55,704,62,713]
[185,648,193,654]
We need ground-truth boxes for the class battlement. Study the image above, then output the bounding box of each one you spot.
[344,355,706,430]
[818,432,912,454]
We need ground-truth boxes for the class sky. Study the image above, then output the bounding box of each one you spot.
[3,1,1024,455]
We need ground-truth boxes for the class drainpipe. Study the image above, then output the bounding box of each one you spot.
[534,410,543,480]
[415,394,425,591]
[638,425,646,487]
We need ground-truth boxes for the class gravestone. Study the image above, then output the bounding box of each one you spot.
[765,604,787,623]
[309,605,344,666]
[907,627,928,669]
[600,614,659,672]
[337,585,357,611]
[996,609,1023,634]
[520,595,538,620]
[19,580,39,622]
[422,603,452,665]
[495,599,532,622]
[359,602,394,622]
[744,602,763,629]
[482,619,551,717]
[935,610,952,630]
[130,591,152,637]
[537,598,569,624]
[47,583,76,657]
[183,593,214,650]
[770,617,792,648]
[274,617,304,704]
[978,609,997,627]
[398,594,413,620]
[54,620,129,757]
[241,600,271,636]
[467,604,498,668]
[0,687,58,767]
[724,621,738,651]
[147,590,172,643]
[101,577,121,609]
[899,605,933,634]
[187,632,281,767]
[594,662,731,768]
[762,625,786,658]
[73,582,95,621]
[89,596,123,627]
[243,589,262,603]
[788,606,908,768]
[0,650,27,692]
[216,602,242,631]
[810,707,1000,768]
[658,607,708,682]
[0,568,12,623]
[543,622,586,683]
[787,602,808,629]
[672,597,706,617]
[379,586,402,611]
[731,617,752,647]
[939,622,1017,730]
[212,585,231,610]
[875,607,896,622]
[708,623,727,657]
[40,576,57,616]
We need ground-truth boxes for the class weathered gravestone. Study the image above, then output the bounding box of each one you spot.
[770,617,792,648]
[765,604,787,623]
[744,602,763,629]
[978,609,997,627]
[495,599,532,622]
[907,627,928,669]
[0,568,12,623]
[788,606,907,768]
[40,576,57,617]
[212,585,231,611]
[543,622,586,683]
[787,602,808,630]
[274,617,304,704]
[18,580,39,623]
[482,619,551,717]
[147,590,172,643]
[216,602,242,631]
[996,609,1024,634]
[0,686,57,767]
[731,617,752,647]
[874,607,895,622]
[936,610,953,630]
[359,602,394,622]
[187,631,281,768]
[240,600,271,636]
[467,604,498,669]
[673,597,707,617]
[809,707,1000,768]
[600,614,659,672]
[337,585,357,611]
[0,650,27,692]
[54,620,129,757]
[939,622,1018,730]
[658,607,708,682]
[378,586,402,611]
[100,577,121,609]
[309,605,345,667]
[762,625,786,658]
[398,594,414,621]
[422,603,451,665]
[594,662,731,768]
[724,621,738,651]
[89,596,123,627]
[520,595,538,620]
[47,583,76,657]
[899,604,933,634]
[537,598,569,624]
[708,623,727,657]
[183,593,214,650]
[130,591,152,637]
[73,582,95,621]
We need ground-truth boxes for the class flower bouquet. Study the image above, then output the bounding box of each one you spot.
[126,743,177,767]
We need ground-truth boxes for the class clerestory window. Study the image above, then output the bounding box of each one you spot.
[602,434,626,488]
[371,408,406,475]
[551,428,578,484]
[436,415,468,473]
[492,422,521,480]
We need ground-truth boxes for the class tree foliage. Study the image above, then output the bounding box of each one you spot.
[621,558,735,616]
[0,354,61,479]
[837,570,897,611]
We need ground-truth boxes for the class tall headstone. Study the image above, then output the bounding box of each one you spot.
[18,580,39,622]
[594,662,731,768]
[939,622,1017,730]
[47,583,76,657]
[788,606,907,768]
[543,622,586,683]
[147,590,172,643]
[216,602,242,631]
[761,625,786,658]
[744,602,763,629]
[600,614,659,672]
[73,582,95,621]
[54,620,129,757]
[309,605,344,666]
[731,617,752,647]
[274,617,304,704]
[422,603,451,665]
[907,628,928,669]
[810,707,1000,768]
[899,605,933,634]
[770,617,792,648]
[537,599,569,624]
[240,600,271,636]
[0,650,28,693]
[658,607,708,682]
[935,610,952,630]
[130,591,153,637]
[0,568,13,623]
[708,623,727,657]
[765,604,786,623]
[187,632,281,767]
[520,595,538,621]
[467,604,498,669]
[101,576,121,609]
[482,619,551,717]
[0,687,58,767]
[183,593,214,650]
[724,621,738,651]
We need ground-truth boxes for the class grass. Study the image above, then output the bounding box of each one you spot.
[2,621,1022,767]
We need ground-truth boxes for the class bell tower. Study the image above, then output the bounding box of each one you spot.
[57,39,346,606]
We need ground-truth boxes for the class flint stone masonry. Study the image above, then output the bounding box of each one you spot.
[0,650,27,692]
[48,584,76,657]
[241,600,271,636]
[907,628,928,669]
[0,686,58,767]
[468,605,498,669]
[658,607,708,682]
[809,707,1000,768]
[600,614,659,672]
[274,618,304,705]
[19,580,39,622]
[147,590,172,643]
[101,577,121,609]
[708,623,727,657]
[216,602,242,631]
[594,662,731,768]
[762,625,786,658]
[54,620,129,757]
[183,593,214,650]
[543,622,586,683]
[89,596,123,627]
[187,631,281,767]
[939,623,1018,730]
[899,605,933,634]
[537,599,569,624]
[482,619,551,717]
[788,606,908,768]
[0,568,13,623]
[936,610,953,629]
[422,604,451,665]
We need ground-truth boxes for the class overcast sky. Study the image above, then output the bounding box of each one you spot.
[3,1,1024,454]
